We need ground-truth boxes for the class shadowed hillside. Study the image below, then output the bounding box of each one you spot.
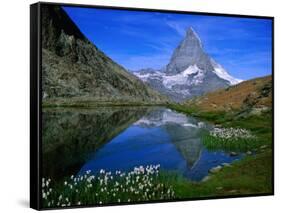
[41,5,168,106]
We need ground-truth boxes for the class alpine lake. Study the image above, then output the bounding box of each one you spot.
[42,106,244,183]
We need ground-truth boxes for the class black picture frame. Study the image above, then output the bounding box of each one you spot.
[30,1,274,210]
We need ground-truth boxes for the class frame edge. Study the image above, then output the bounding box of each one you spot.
[30,2,41,210]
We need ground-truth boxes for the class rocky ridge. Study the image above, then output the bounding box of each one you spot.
[42,5,168,105]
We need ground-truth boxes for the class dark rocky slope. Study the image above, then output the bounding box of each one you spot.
[41,5,167,105]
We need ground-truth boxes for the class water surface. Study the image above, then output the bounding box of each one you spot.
[43,107,242,182]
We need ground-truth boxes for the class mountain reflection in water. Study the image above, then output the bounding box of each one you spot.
[76,108,242,181]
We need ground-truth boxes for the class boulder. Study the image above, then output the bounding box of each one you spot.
[201,175,211,182]
[260,145,268,149]
[221,163,231,167]
[246,151,252,155]
[209,165,222,174]
[230,152,238,156]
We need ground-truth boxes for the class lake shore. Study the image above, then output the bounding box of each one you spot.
[42,98,170,108]
[168,103,273,197]
[41,148,272,208]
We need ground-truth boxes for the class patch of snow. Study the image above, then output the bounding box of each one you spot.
[133,61,241,99]
[162,65,204,89]
[190,67,205,85]
[134,71,163,82]
[134,109,202,127]
[133,65,206,93]
[211,59,242,85]
[183,123,198,128]
[182,65,200,76]
[175,89,190,96]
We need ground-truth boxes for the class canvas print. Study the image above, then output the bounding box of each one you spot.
[40,4,273,209]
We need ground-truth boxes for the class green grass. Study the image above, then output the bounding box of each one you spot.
[202,134,263,152]
[168,104,230,123]
[170,150,272,198]
[169,104,272,128]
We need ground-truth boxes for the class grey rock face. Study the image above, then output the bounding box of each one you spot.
[166,28,213,75]
[42,5,168,104]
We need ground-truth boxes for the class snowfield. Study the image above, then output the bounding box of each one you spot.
[134,63,241,91]
[210,59,242,85]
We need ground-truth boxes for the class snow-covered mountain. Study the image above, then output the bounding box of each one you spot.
[133,27,242,102]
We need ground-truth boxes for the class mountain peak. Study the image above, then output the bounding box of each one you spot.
[185,27,202,47]
[135,27,242,102]
[166,27,210,75]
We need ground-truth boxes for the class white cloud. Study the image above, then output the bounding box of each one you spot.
[166,21,186,37]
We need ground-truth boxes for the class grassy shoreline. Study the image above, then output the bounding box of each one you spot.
[171,149,272,198]
[169,104,272,149]
[42,149,272,208]
[168,103,273,197]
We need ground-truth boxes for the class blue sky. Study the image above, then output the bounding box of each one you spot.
[63,6,272,80]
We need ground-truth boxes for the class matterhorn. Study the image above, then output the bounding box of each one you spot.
[134,27,242,102]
